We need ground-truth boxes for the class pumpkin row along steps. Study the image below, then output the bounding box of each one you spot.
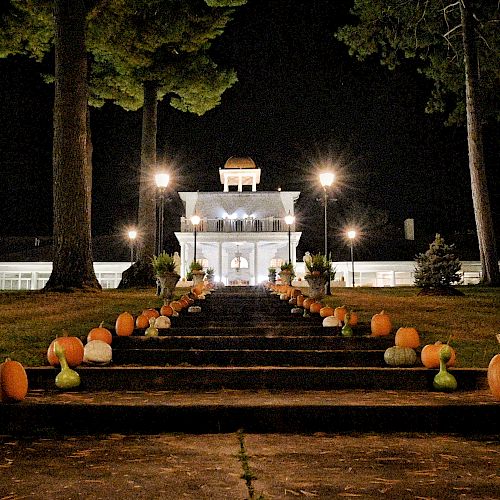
[3,286,496,437]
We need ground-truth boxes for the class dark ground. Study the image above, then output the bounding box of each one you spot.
[1,432,499,499]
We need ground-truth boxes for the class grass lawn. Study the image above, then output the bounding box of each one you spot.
[0,285,498,368]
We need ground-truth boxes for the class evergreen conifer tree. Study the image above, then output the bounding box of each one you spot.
[414,234,463,295]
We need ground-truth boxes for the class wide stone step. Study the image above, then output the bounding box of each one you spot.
[120,324,373,338]
[2,389,497,436]
[111,348,387,367]
[26,366,487,392]
[112,334,395,350]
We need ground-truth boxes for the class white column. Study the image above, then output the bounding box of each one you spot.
[224,175,229,192]
[253,242,258,285]
[391,271,396,287]
[218,242,223,283]
[238,174,243,192]
[180,243,186,278]
[252,173,256,192]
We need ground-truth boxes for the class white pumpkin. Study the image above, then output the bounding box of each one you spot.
[154,315,171,329]
[188,305,202,313]
[291,307,302,315]
[172,310,179,317]
[83,340,112,365]
[322,316,340,327]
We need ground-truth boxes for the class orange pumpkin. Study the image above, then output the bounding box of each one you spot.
[142,308,160,320]
[115,312,135,337]
[47,334,84,367]
[0,358,28,402]
[421,342,456,368]
[487,354,500,400]
[160,304,174,317]
[296,295,305,307]
[170,301,183,312]
[135,314,149,329]
[319,306,334,318]
[310,302,322,314]
[192,284,204,296]
[87,322,113,345]
[181,295,194,305]
[178,298,190,309]
[395,327,420,349]
[334,306,348,323]
[349,311,358,327]
[370,310,392,337]
[302,298,315,310]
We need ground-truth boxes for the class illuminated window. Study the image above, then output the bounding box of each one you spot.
[230,256,249,269]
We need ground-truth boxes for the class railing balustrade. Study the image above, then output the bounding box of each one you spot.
[180,217,294,233]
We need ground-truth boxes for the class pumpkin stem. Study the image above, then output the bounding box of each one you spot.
[99,321,105,328]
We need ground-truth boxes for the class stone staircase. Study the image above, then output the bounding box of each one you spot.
[3,286,497,435]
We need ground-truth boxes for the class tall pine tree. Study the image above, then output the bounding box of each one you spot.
[337,0,500,285]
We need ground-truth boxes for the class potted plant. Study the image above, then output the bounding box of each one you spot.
[304,253,333,299]
[205,268,215,284]
[279,262,295,286]
[189,261,205,287]
[151,252,180,303]
[268,267,277,283]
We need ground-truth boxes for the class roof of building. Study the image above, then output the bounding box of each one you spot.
[223,156,257,169]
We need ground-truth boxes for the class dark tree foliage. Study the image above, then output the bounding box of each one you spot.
[337,0,500,285]
[0,0,245,289]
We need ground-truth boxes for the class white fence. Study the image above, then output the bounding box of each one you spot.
[0,261,484,290]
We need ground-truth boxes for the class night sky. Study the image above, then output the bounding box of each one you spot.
[0,0,498,261]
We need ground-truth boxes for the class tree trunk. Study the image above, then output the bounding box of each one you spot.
[44,0,101,292]
[137,80,158,262]
[118,81,158,288]
[460,0,500,285]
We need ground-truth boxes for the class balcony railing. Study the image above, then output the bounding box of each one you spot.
[180,217,295,233]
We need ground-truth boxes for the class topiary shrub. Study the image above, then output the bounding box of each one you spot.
[414,234,463,296]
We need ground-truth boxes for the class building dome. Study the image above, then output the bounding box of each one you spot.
[223,156,256,169]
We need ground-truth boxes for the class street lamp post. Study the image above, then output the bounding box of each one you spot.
[347,230,356,287]
[284,212,295,264]
[127,229,137,265]
[190,214,201,263]
[319,171,335,295]
[154,172,170,255]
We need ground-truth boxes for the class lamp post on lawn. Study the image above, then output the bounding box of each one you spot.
[347,230,356,287]
[190,214,201,264]
[154,172,170,255]
[127,229,137,265]
[284,212,295,264]
[319,171,335,295]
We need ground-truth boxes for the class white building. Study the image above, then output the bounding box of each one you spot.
[174,157,301,285]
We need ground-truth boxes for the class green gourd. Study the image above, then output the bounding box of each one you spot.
[341,312,353,337]
[433,345,457,392]
[54,341,81,390]
[145,317,159,337]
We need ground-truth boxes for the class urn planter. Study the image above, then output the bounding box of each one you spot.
[156,271,180,303]
[305,274,326,300]
[192,270,205,288]
[279,270,293,286]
